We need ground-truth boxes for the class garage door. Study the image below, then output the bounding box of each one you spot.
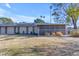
[7,27,15,34]
[1,27,6,34]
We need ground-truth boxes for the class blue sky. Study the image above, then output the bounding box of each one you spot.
[0,3,52,23]
[0,3,79,26]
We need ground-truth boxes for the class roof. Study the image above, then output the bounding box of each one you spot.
[0,23,36,26]
[37,23,66,26]
[0,23,16,26]
[16,23,36,26]
[0,23,66,26]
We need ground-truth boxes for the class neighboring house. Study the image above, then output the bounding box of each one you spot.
[0,23,66,35]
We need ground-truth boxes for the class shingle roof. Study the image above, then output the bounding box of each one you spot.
[0,23,65,26]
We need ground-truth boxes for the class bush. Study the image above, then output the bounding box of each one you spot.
[51,32,64,37]
[52,32,56,36]
[45,32,50,36]
[55,32,63,36]
[15,32,20,34]
[70,29,79,37]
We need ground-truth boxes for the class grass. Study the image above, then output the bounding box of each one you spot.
[0,35,79,56]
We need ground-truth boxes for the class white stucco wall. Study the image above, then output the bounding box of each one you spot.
[0,26,39,35]
[19,27,26,34]
[15,27,18,33]
[34,27,39,34]
[28,27,33,34]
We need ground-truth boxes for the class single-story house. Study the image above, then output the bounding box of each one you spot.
[0,23,66,35]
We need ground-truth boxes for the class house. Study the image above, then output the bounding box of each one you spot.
[0,23,66,35]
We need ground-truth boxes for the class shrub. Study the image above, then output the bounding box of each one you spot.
[16,32,20,34]
[70,29,79,37]
[51,32,56,36]
[45,32,50,36]
[55,32,63,36]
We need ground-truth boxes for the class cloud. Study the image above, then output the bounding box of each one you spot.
[0,8,37,23]
[11,15,36,23]
[0,8,50,23]
[5,3,11,8]
[0,8,11,17]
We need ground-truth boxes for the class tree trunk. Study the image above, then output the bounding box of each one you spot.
[73,21,77,29]
[72,18,77,29]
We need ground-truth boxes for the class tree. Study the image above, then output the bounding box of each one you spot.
[40,16,45,18]
[66,15,71,25]
[66,4,79,29]
[51,3,79,29]
[0,17,13,24]
[34,18,45,23]
[34,16,45,23]
[51,3,66,24]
